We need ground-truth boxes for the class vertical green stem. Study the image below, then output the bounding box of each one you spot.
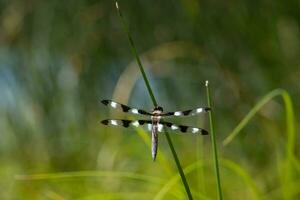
[164,128,193,200]
[205,81,223,200]
[115,1,157,106]
[115,1,193,199]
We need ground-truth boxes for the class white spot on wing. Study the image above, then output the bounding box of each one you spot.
[192,128,199,133]
[171,125,178,130]
[110,102,117,108]
[132,121,139,127]
[174,111,182,116]
[147,124,152,131]
[111,120,118,126]
[131,108,139,114]
[158,124,163,132]
[196,108,203,113]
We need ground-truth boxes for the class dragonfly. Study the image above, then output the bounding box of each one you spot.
[101,99,211,161]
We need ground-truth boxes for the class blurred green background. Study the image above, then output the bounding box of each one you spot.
[0,0,300,199]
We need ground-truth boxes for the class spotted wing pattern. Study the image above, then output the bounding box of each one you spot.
[161,107,211,117]
[101,119,152,128]
[101,100,152,116]
[101,119,208,135]
[158,121,208,135]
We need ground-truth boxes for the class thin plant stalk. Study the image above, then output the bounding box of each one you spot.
[205,81,223,200]
[115,1,157,106]
[115,1,193,199]
[222,89,295,199]
[164,128,193,199]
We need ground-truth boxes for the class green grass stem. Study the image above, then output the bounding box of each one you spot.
[115,1,157,106]
[164,128,193,199]
[222,88,296,200]
[15,170,162,184]
[154,158,264,200]
[115,1,193,199]
[154,161,208,200]
[205,81,223,200]
[222,159,264,200]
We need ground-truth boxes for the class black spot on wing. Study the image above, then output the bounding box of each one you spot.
[121,104,131,112]
[166,112,174,116]
[101,119,109,125]
[182,110,192,115]
[201,129,209,135]
[101,100,109,106]
[138,120,151,125]
[204,107,211,112]
[179,125,188,133]
[138,109,150,115]
[162,122,172,127]
[121,120,131,127]
[138,120,146,125]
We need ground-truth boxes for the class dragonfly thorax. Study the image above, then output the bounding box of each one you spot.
[151,106,163,120]
[153,106,163,112]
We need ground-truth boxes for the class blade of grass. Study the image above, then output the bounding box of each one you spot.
[155,158,263,200]
[164,128,193,199]
[15,170,163,184]
[222,89,296,200]
[78,192,153,200]
[221,159,265,200]
[222,89,295,148]
[115,1,193,199]
[196,135,207,197]
[263,180,300,199]
[205,81,223,200]
[115,1,157,106]
[154,161,210,200]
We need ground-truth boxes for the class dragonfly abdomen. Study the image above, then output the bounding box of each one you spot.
[151,123,159,161]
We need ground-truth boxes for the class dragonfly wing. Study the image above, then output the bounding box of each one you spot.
[101,100,152,116]
[101,119,208,135]
[101,119,152,129]
[161,107,211,117]
[159,121,209,135]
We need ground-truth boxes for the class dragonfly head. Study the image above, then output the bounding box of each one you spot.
[153,106,163,112]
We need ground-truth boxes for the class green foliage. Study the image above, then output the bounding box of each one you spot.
[0,0,299,199]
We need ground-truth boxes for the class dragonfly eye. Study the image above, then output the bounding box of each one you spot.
[154,106,163,112]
